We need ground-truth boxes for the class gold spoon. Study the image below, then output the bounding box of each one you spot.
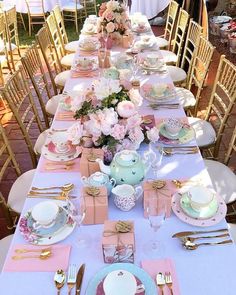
[54,269,66,295]
[15,247,51,254]
[183,239,233,250]
[12,250,52,260]
[181,233,230,243]
[31,183,74,191]
[172,179,201,188]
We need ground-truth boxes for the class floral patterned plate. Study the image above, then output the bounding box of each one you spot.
[19,201,76,245]
[141,83,175,102]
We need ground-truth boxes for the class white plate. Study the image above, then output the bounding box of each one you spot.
[19,201,76,245]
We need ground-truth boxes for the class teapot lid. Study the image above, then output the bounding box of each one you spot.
[114,150,139,167]
[89,172,108,185]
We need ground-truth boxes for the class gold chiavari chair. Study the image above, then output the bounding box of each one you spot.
[204,124,236,204]
[21,42,64,118]
[155,0,179,50]
[4,6,21,72]
[61,0,86,34]
[46,13,75,70]
[35,25,71,92]
[0,123,35,231]
[167,19,203,85]
[160,8,189,66]
[25,0,46,36]
[84,0,97,16]
[52,5,80,53]
[188,55,236,159]
[0,66,48,168]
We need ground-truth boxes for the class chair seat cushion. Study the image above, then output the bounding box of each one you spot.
[34,129,49,155]
[167,66,187,83]
[65,41,80,53]
[8,169,36,213]
[160,50,177,64]
[46,94,63,116]
[54,70,70,87]
[204,159,236,204]
[0,235,13,272]
[228,223,236,243]
[175,87,196,108]
[0,43,17,53]
[155,37,168,49]
[60,53,75,68]
[187,117,216,147]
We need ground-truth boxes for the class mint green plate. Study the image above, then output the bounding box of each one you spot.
[180,193,218,219]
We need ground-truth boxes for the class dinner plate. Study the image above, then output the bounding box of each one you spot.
[158,123,195,145]
[86,263,157,295]
[180,193,218,219]
[171,192,227,227]
[79,39,100,51]
[140,62,167,73]
[19,201,76,245]
[59,95,73,111]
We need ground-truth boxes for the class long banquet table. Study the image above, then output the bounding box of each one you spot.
[130,0,171,19]
[1,15,236,295]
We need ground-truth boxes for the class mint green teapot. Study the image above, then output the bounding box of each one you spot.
[96,150,152,185]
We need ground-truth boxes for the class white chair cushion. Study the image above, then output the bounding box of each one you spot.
[228,223,236,243]
[175,87,196,108]
[155,37,168,49]
[0,235,13,272]
[60,53,75,68]
[160,50,177,64]
[8,169,36,213]
[62,3,84,10]
[54,70,71,87]
[204,159,236,204]
[167,66,187,83]
[65,41,80,53]
[187,117,216,147]
[34,129,49,155]
[0,43,17,53]
[28,7,44,14]
[46,94,64,116]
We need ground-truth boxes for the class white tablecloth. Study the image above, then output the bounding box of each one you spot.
[130,0,171,20]
[1,16,236,295]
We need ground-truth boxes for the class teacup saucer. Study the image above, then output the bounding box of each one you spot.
[159,124,184,140]
[180,193,218,219]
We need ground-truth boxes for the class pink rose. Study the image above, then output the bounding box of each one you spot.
[129,126,144,146]
[67,122,84,145]
[117,101,137,118]
[105,11,114,21]
[110,124,126,140]
[126,113,142,129]
[106,22,115,33]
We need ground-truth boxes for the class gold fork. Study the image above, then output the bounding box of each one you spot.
[156,272,165,295]
[165,272,173,295]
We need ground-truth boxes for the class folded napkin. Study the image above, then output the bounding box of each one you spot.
[38,158,81,173]
[55,111,76,121]
[71,70,98,78]
[3,244,71,272]
[78,50,98,57]
[141,258,181,295]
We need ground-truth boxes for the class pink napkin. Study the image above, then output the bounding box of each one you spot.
[38,157,81,173]
[3,244,71,272]
[78,50,98,57]
[71,70,98,78]
[55,111,76,121]
[141,258,181,295]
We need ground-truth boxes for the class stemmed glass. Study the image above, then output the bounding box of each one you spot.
[143,195,166,257]
[143,142,163,177]
[130,54,140,82]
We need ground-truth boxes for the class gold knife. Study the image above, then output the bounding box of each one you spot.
[75,263,85,295]
[172,228,228,238]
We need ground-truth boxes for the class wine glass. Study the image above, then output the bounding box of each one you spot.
[99,48,107,77]
[143,195,166,257]
[130,54,140,81]
[143,142,163,177]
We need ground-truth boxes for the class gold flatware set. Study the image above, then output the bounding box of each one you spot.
[159,146,199,156]
[12,247,52,260]
[156,272,173,295]
[149,103,180,110]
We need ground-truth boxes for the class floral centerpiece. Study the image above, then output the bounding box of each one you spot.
[68,78,159,162]
[98,0,131,45]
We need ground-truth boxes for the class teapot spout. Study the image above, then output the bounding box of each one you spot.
[96,158,111,176]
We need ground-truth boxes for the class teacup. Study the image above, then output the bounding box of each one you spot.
[185,186,215,212]
[51,132,69,154]
[103,270,144,295]
[112,184,143,211]
[31,201,59,229]
[145,53,160,67]
[164,118,183,136]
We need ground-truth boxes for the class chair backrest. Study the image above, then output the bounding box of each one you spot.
[46,13,66,59]
[0,66,44,168]
[84,0,97,16]
[21,42,52,128]
[171,8,189,66]
[35,26,61,94]
[52,5,68,50]
[205,55,236,158]
[188,36,215,116]
[224,125,236,166]
[164,0,179,49]
[0,13,11,71]
[180,19,202,81]
[25,0,45,15]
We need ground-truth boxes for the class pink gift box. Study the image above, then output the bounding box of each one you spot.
[82,186,108,225]
[143,180,173,218]
[80,147,104,177]
[102,220,135,264]
[141,115,155,130]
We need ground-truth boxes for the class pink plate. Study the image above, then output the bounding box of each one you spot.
[171,192,227,227]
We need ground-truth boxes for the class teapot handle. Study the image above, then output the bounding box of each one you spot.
[110,178,116,187]
[134,185,143,200]
[81,176,88,186]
